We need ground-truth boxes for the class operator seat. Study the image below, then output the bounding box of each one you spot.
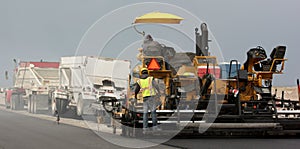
[270,46,286,63]
[261,46,286,72]
[269,46,286,72]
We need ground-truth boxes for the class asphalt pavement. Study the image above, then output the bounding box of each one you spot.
[0,108,176,149]
[1,93,300,149]
[165,137,300,149]
[0,108,125,149]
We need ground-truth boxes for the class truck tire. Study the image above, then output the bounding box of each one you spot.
[11,93,24,110]
[56,98,68,115]
[17,95,24,110]
[51,98,57,116]
[5,96,10,109]
[28,95,32,113]
[32,95,37,114]
[76,94,83,116]
[10,96,15,110]
[48,95,52,112]
[28,95,37,113]
[5,100,9,109]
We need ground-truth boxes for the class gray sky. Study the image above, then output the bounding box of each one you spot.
[0,0,299,87]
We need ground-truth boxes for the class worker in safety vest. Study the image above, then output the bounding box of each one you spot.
[134,68,161,132]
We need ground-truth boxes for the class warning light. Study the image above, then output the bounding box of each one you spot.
[147,58,161,70]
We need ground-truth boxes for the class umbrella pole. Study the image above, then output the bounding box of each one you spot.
[132,24,145,37]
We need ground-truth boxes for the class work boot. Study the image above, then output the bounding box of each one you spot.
[152,126,162,131]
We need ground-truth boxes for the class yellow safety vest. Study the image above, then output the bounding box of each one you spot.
[137,77,156,97]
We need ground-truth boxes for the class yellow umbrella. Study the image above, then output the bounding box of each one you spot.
[133,12,184,24]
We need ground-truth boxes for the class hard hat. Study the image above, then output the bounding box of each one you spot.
[140,68,148,75]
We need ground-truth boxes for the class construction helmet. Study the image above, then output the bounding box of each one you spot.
[140,68,149,75]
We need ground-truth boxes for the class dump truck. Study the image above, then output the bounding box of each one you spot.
[11,61,59,113]
[51,56,130,117]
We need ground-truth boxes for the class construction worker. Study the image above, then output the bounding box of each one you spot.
[134,68,161,133]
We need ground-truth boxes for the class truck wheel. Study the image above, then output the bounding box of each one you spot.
[28,95,36,113]
[56,98,67,115]
[28,95,32,113]
[5,96,10,109]
[76,94,83,116]
[48,96,52,112]
[17,95,24,110]
[5,100,9,109]
[32,95,37,114]
[10,96,14,110]
[51,98,57,116]
[14,94,23,110]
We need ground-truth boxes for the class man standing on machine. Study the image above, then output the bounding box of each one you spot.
[135,68,162,133]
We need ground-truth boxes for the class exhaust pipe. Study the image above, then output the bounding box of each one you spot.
[195,23,209,56]
[297,79,300,104]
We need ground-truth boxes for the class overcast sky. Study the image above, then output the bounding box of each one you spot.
[0,0,299,87]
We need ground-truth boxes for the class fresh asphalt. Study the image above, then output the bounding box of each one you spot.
[1,93,300,149]
[0,108,125,149]
[2,108,300,149]
[0,107,180,149]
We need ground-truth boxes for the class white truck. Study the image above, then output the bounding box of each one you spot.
[12,61,60,113]
[52,56,130,117]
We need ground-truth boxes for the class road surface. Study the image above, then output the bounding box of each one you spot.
[0,108,123,149]
[1,93,300,149]
[0,108,175,149]
[165,137,300,149]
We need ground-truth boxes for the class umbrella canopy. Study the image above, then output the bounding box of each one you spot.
[134,12,184,24]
